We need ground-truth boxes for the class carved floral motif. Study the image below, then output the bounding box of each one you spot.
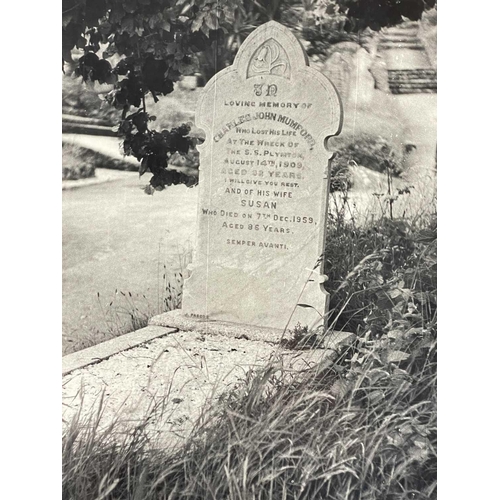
[247,39,290,79]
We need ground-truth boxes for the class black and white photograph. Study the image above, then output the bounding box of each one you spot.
[59,1,443,498]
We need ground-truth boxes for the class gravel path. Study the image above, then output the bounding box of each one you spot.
[62,173,198,354]
[62,134,138,165]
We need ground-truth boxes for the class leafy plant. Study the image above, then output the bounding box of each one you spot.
[62,0,436,193]
[329,134,404,194]
[62,0,245,192]
[280,323,324,349]
[62,142,136,179]
[62,195,437,498]
[62,73,123,124]
[196,0,286,83]
[324,206,436,335]
[62,143,97,180]
[63,233,437,497]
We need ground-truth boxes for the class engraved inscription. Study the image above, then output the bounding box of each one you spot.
[254,84,278,97]
[199,94,325,252]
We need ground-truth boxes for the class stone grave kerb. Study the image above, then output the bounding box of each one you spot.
[173,21,344,336]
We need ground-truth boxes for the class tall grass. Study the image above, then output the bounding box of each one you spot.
[64,269,186,354]
[63,182,437,499]
[63,321,436,498]
[324,166,436,334]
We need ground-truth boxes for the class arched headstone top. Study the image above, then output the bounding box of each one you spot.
[197,21,342,144]
[233,21,308,80]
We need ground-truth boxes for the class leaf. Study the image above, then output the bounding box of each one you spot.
[325,3,337,15]
[386,432,404,447]
[387,329,405,340]
[121,15,135,34]
[191,15,204,32]
[166,43,177,55]
[148,12,162,29]
[297,303,314,308]
[105,73,118,85]
[406,327,423,337]
[76,36,87,49]
[398,422,413,435]
[62,48,73,63]
[123,0,138,14]
[139,157,149,176]
[367,389,385,403]
[205,12,219,30]
[386,350,409,363]
[408,445,429,463]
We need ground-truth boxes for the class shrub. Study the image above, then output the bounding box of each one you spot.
[62,73,122,125]
[62,143,96,180]
[329,134,403,192]
[62,206,437,499]
[62,142,136,181]
[62,229,436,498]
[324,207,436,334]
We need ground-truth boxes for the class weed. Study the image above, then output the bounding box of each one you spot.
[62,73,122,125]
[329,134,404,193]
[62,141,135,179]
[161,269,184,313]
[280,324,324,350]
[62,202,437,499]
[62,143,97,180]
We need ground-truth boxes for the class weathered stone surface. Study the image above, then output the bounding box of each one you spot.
[323,43,375,106]
[182,21,342,332]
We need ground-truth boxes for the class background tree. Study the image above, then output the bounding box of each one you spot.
[63,0,244,192]
[62,0,435,192]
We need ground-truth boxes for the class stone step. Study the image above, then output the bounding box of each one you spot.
[389,21,419,29]
[389,79,437,86]
[382,28,419,37]
[62,121,118,137]
[390,87,436,94]
[380,32,419,40]
[387,66,437,94]
[378,42,425,50]
[389,77,436,83]
[388,82,437,90]
[388,70,437,80]
[388,72,437,80]
[62,113,112,127]
[388,81,437,88]
[388,69,436,74]
[389,82,437,89]
[379,36,420,44]
[388,76,437,83]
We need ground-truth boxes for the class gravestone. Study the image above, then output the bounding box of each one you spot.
[323,42,375,107]
[181,21,343,332]
[325,51,351,103]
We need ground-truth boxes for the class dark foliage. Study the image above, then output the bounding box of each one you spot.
[329,134,403,192]
[324,212,437,334]
[62,0,243,192]
[62,0,435,192]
